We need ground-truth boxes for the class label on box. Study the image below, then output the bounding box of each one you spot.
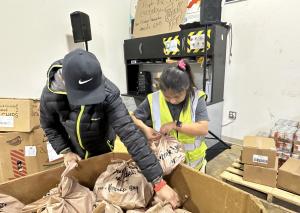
[253,154,268,164]
[165,39,178,52]
[46,142,63,162]
[190,34,205,50]
[0,116,14,127]
[25,146,37,157]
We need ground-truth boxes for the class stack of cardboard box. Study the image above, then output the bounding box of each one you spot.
[0,98,50,183]
[242,136,278,187]
[241,136,300,195]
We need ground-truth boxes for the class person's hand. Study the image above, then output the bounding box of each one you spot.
[160,122,176,135]
[63,152,81,167]
[143,126,161,141]
[156,184,180,208]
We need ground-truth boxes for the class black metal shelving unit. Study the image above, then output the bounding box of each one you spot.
[123,24,228,105]
[123,23,231,160]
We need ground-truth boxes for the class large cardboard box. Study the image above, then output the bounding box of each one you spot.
[0,153,266,213]
[133,0,187,38]
[277,158,300,195]
[243,158,278,187]
[0,128,49,183]
[0,98,40,132]
[242,136,276,168]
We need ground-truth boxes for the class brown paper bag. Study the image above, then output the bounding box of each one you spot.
[94,160,153,210]
[174,209,192,213]
[94,201,123,213]
[22,161,96,213]
[145,202,174,213]
[147,195,191,213]
[146,202,191,213]
[126,209,146,213]
[150,136,185,175]
[0,193,24,213]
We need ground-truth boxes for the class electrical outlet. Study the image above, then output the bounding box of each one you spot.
[229,111,237,120]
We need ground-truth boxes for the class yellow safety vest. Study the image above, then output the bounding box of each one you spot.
[148,89,207,170]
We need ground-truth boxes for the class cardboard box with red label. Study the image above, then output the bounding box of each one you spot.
[0,128,49,183]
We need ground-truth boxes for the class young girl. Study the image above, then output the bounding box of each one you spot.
[132,59,209,172]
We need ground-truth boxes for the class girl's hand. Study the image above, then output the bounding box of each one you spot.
[144,126,161,141]
[160,122,176,135]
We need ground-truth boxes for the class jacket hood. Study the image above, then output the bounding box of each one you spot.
[47,59,67,94]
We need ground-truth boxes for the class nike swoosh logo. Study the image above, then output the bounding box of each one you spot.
[79,78,93,84]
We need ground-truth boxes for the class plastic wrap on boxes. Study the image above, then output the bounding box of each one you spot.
[293,142,300,154]
[270,125,279,138]
[276,151,291,161]
[282,142,293,153]
[294,130,300,155]
[276,126,297,142]
[281,152,291,161]
[294,129,300,142]
[270,125,296,141]
[276,151,283,159]
[292,153,300,159]
[270,123,297,161]
[276,141,293,153]
[275,119,299,127]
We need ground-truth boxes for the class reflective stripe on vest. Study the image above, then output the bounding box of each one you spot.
[152,91,161,132]
[188,157,204,169]
[184,139,201,151]
[148,89,207,170]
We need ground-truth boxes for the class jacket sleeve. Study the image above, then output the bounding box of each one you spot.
[40,87,70,154]
[105,89,163,183]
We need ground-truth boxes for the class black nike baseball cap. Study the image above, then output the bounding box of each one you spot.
[62,49,105,105]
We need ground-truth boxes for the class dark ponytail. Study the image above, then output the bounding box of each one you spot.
[178,59,196,98]
[159,59,197,110]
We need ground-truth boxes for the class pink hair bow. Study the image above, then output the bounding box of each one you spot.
[178,59,186,71]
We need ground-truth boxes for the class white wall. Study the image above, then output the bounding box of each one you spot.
[2,0,299,140]
[221,0,300,139]
[0,0,131,99]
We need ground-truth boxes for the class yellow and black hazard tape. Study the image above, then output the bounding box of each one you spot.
[187,29,212,54]
[163,35,180,56]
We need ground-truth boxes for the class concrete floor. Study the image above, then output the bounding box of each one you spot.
[206,144,299,213]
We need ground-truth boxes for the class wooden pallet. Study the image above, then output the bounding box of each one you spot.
[220,160,300,207]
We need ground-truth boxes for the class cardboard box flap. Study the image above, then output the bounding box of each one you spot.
[167,163,266,213]
[279,158,300,175]
[244,136,276,150]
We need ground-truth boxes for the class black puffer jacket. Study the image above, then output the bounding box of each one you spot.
[40,60,163,182]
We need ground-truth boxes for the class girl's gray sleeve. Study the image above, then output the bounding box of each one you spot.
[195,97,209,122]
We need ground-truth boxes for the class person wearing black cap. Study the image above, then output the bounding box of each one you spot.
[40,49,179,208]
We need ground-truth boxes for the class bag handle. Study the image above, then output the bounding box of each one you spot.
[60,160,78,178]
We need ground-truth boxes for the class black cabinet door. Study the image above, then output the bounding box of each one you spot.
[124,35,164,60]
[181,26,215,57]
[124,32,182,60]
